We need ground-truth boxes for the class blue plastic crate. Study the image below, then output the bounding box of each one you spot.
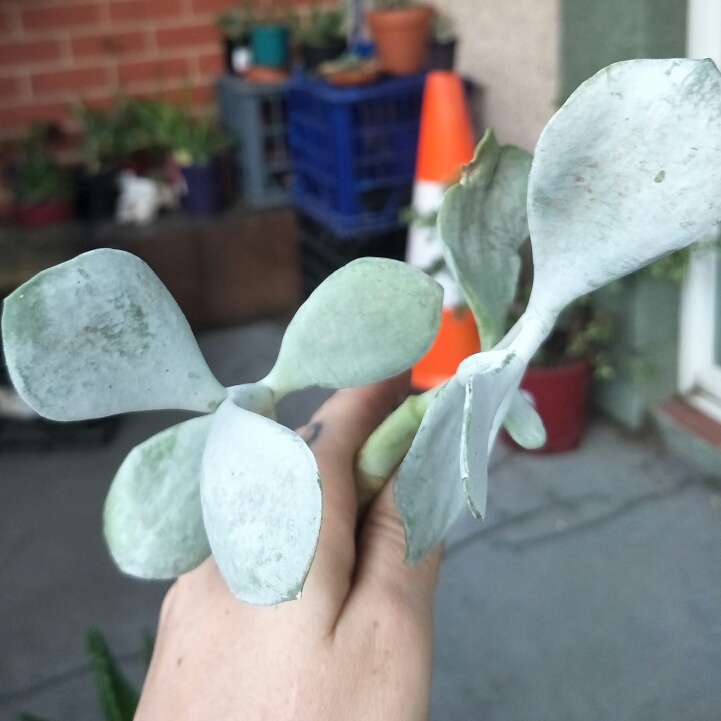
[287,73,426,238]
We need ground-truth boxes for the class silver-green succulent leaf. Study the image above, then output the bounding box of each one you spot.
[458,57,721,526]
[104,416,212,579]
[438,129,532,349]
[395,378,468,565]
[263,258,443,398]
[437,129,540,448]
[502,390,547,450]
[527,58,721,324]
[460,352,528,520]
[1,249,227,421]
[201,398,322,605]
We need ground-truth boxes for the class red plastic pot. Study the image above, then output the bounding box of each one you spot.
[507,359,592,454]
[14,199,74,228]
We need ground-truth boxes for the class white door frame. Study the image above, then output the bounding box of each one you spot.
[679,0,721,422]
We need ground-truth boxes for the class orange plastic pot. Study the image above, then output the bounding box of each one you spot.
[505,359,592,454]
[367,5,433,76]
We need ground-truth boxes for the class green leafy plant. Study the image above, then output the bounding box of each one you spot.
[297,5,345,46]
[72,103,126,174]
[3,58,720,606]
[216,1,257,40]
[114,100,231,166]
[371,0,415,10]
[432,10,455,42]
[12,123,73,205]
[19,629,153,721]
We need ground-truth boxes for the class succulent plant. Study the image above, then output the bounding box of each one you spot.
[2,252,442,604]
[359,58,721,564]
[3,58,720,610]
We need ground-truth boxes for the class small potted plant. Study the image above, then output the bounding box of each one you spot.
[298,4,347,73]
[73,102,123,221]
[427,10,456,71]
[217,2,256,75]
[250,3,291,72]
[366,0,433,76]
[154,105,231,217]
[11,122,75,228]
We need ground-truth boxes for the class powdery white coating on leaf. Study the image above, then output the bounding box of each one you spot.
[528,58,721,320]
[201,398,322,605]
[439,130,533,349]
[264,258,443,397]
[1,249,227,421]
[461,353,526,520]
[104,416,212,579]
[395,378,467,565]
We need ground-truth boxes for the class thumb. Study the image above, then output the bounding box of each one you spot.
[353,474,442,611]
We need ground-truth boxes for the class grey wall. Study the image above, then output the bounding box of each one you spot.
[432,0,559,151]
[560,0,688,102]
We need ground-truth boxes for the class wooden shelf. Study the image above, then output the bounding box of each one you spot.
[0,204,302,331]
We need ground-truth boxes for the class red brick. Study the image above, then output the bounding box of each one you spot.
[190,82,214,106]
[72,31,146,58]
[0,40,63,67]
[191,0,235,13]
[22,3,101,32]
[0,10,11,34]
[131,81,213,106]
[32,67,108,95]
[110,0,183,23]
[0,102,70,133]
[197,51,223,77]
[0,76,22,101]
[156,23,218,50]
[118,57,189,85]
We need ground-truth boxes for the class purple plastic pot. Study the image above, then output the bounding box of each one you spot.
[181,158,221,217]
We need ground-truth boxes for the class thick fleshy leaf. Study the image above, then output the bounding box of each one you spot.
[460,352,527,519]
[395,378,467,565]
[104,416,212,579]
[439,130,532,348]
[2,249,226,421]
[201,399,321,605]
[528,58,721,321]
[264,258,443,397]
[502,390,546,450]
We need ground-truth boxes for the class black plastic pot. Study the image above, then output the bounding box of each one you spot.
[301,38,347,73]
[181,158,221,217]
[76,167,119,221]
[427,38,457,71]
[224,36,253,75]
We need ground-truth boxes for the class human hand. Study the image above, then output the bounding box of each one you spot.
[135,373,442,721]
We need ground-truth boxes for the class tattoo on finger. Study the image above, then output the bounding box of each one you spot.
[300,421,323,446]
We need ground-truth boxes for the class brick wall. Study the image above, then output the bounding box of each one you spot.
[0,0,307,140]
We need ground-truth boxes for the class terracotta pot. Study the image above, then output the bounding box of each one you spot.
[367,5,433,76]
[505,359,592,454]
[15,199,74,228]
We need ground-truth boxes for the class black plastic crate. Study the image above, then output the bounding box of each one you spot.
[297,213,407,298]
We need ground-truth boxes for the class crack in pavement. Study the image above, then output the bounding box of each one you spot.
[444,473,718,560]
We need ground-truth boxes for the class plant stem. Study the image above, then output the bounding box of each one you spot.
[355,384,443,509]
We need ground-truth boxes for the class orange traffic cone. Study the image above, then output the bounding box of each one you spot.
[406,71,478,391]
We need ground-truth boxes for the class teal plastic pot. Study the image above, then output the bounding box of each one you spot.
[251,25,289,68]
